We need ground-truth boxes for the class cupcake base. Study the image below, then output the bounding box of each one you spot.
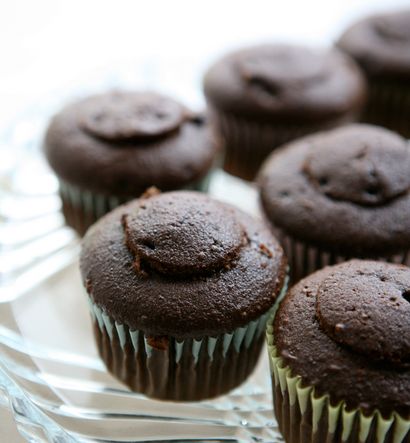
[266,317,410,443]
[89,300,272,402]
[94,322,265,401]
[60,181,128,236]
[210,109,357,181]
[272,226,410,283]
[59,173,212,236]
[362,79,410,138]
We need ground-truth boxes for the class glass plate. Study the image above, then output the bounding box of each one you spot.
[0,107,282,442]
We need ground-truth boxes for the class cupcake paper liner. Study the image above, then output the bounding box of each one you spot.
[273,227,410,283]
[363,80,410,138]
[266,314,410,443]
[59,173,212,236]
[59,180,128,235]
[210,108,356,181]
[88,297,275,401]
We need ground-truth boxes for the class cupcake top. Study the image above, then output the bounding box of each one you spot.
[258,124,410,256]
[80,191,286,338]
[337,9,410,79]
[274,260,410,417]
[44,91,218,196]
[203,44,366,123]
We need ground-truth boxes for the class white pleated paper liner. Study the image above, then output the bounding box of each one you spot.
[362,80,410,138]
[89,298,271,363]
[266,315,410,443]
[58,173,212,235]
[274,227,410,283]
[209,107,356,181]
[87,290,279,401]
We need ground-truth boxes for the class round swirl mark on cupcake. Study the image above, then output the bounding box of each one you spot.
[259,124,410,257]
[337,10,410,78]
[316,260,410,368]
[79,91,187,141]
[239,45,328,103]
[204,44,366,121]
[272,260,410,416]
[374,11,410,44]
[303,125,410,206]
[122,191,247,277]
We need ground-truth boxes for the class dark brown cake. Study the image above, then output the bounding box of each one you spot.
[267,260,410,443]
[337,9,410,137]
[44,91,219,235]
[258,124,410,281]
[203,44,366,180]
[80,190,286,401]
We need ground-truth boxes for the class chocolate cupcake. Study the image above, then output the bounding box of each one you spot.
[258,124,410,282]
[337,10,410,137]
[203,44,366,181]
[267,260,410,443]
[44,91,219,235]
[80,190,286,401]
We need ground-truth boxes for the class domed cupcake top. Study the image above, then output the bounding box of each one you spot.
[204,44,366,122]
[44,91,217,197]
[374,11,410,43]
[303,125,410,206]
[239,45,330,94]
[316,262,410,367]
[337,10,410,78]
[80,191,286,338]
[123,192,246,276]
[274,260,410,417]
[259,124,410,256]
[79,92,187,141]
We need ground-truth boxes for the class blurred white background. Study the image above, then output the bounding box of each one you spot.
[1,0,410,128]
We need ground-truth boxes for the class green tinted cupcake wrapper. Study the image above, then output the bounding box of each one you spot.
[209,107,357,181]
[274,227,410,283]
[59,180,128,235]
[363,80,410,137]
[60,179,127,216]
[266,315,410,443]
[89,298,273,364]
[58,174,212,235]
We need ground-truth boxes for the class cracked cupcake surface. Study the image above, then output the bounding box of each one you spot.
[80,191,286,400]
[258,124,410,280]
